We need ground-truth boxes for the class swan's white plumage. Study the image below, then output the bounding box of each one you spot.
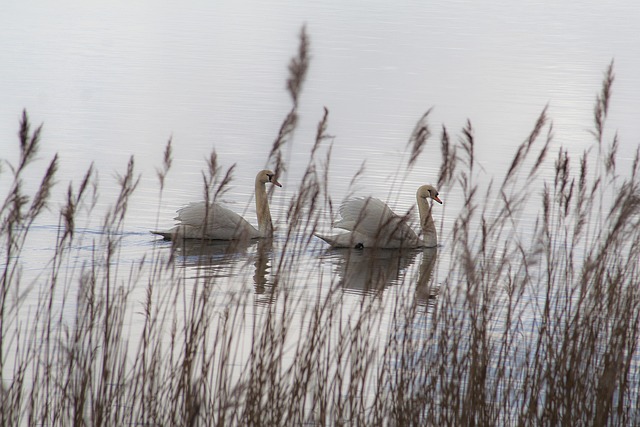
[169,201,261,240]
[315,185,442,249]
[152,169,281,241]
[334,197,421,247]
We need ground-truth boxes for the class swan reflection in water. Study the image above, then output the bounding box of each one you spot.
[164,238,275,298]
[322,246,439,302]
[252,239,275,299]
[415,247,439,305]
[159,239,439,305]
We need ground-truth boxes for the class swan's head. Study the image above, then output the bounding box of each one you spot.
[257,169,282,187]
[417,185,442,204]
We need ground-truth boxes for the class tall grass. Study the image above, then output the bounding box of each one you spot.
[1,28,640,426]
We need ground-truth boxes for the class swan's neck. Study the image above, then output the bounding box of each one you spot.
[255,180,273,236]
[417,198,437,247]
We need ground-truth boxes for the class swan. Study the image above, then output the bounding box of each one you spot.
[152,169,281,240]
[315,184,442,248]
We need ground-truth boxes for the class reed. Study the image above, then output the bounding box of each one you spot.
[1,29,639,426]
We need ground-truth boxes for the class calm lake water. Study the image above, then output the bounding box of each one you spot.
[2,0,639,259]
[2,0,640,418]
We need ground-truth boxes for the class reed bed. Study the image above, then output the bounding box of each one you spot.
[1,28,639,426]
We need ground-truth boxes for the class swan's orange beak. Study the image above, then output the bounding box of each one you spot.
[271,177,282,187]
[433,195,443,204]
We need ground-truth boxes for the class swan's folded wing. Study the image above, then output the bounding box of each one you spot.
[336,197,419,247]
[337,197,393,232]
[175,201,207,225]
[175,201,259,239]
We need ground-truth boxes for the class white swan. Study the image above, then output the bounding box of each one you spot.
[315,185,442,248]
[152,169,281,240]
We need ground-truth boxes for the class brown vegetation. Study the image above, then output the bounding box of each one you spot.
[1,29,639,426]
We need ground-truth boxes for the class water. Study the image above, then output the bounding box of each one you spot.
[2,0,640,422]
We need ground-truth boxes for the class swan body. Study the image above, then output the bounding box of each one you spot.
[315,185,442,249]
[152,169,281,241]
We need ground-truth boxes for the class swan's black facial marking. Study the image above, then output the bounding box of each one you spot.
[265,172,282,187]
